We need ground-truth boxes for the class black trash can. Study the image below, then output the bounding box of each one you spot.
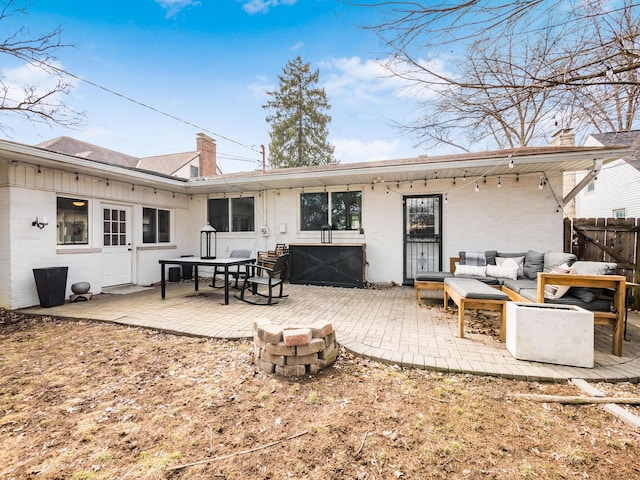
[32,267,68,307]
[180,255,194,280]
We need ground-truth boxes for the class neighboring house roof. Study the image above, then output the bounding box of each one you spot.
[36,136,140,168]
[37,136,201,177]
[137,152,199,176]
[589,130,640,172]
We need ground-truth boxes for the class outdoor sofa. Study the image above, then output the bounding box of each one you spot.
[415,250,627,355]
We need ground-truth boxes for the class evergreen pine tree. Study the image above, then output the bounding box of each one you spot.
[263,56,337,168]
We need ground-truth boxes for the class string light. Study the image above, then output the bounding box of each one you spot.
[444,193,448,203]
[474,181,479,193]
[453,177,456,185]
[497,176,502,188]
[508,154,514,168]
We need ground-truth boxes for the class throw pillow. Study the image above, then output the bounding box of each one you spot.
[486,263,518,280]
[496,256,525,277]
[543,264,576,299]
[523,250,545,280]
[543,252,577,272]
[569,287,602,303]
[454,264,487,277]
[571,261,617,275]
[459,251,486,266]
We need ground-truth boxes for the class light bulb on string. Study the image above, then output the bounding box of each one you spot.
[474,181,479,193]
[497,177,502,188]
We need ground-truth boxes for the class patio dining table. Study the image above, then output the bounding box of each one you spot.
[159,256,255,304]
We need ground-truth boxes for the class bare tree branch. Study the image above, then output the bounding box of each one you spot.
[358,0,640,149]
[0,0,84,132]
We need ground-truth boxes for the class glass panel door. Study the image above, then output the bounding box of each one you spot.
[403,195,442,284]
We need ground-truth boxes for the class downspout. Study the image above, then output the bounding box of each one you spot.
[561,159,603,207]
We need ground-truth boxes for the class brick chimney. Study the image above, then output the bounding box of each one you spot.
[196,133,217,177]
[550,128,575,147]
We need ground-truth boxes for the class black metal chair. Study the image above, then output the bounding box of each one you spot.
[235,254,289,305]
[210,249,252,289]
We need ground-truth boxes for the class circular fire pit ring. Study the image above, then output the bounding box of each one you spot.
[252,319,337,377]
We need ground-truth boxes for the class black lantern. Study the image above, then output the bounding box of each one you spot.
[200,223,217,259]
[320,223,332,243]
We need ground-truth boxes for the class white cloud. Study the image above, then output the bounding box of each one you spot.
[320,55,453,105]
[290,41,304,52]
[333,137,401,164]
[242,0,297,15]
[155,0,201,18]
[1,61,78,109]
[248,75,274,99]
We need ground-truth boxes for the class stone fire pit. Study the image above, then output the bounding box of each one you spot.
[252,319,338,377]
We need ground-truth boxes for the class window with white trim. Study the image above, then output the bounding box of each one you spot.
[56,197,89,245]
[142,207,170,243]
[300,191,362,231]
[207,197,255,232]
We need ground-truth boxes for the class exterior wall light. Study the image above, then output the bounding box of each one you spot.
[32,216,48,229]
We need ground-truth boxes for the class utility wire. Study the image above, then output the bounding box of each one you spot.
[19,54,261,155]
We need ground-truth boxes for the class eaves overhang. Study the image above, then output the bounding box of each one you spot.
[1,139,632,196]
[184,145,633,195]
[0,139,188,191]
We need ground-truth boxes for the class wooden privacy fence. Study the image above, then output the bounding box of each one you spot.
[564,217,640,309]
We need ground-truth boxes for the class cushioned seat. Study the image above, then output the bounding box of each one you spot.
[502,279,537,294]
[414,272,454,306]
[453,274,500,285]
[443,277,509,340]
[415,272,453,282]
[445,278,508,300]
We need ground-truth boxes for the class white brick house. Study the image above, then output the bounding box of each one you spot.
[0,136,630,309]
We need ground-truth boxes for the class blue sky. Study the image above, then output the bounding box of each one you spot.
[1,0,436,173]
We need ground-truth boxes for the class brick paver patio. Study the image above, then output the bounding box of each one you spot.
[19,281,640,382]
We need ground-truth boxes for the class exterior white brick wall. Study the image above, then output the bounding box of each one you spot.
[1,158,567,309]
[0,166,10,308]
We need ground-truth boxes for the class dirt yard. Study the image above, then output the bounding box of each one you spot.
[2,309,640,480]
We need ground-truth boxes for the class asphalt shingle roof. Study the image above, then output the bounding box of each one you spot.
[590,130,640,172]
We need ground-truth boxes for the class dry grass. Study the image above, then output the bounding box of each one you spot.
[2,311,640,479]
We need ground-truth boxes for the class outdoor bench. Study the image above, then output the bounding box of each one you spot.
[415,271,453,306]
[443,277,509,341]
[415,250,627,355]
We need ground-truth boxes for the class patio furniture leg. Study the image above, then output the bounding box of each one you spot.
[161,264,166,299]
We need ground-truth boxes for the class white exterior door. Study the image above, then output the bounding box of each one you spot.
[102,205,132,286]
